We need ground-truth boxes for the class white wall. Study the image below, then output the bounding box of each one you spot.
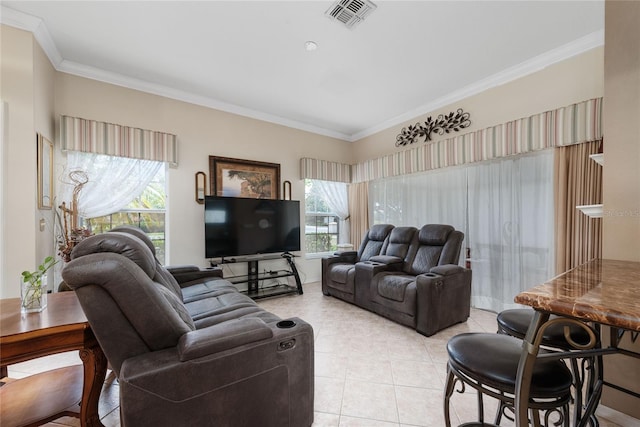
[600,0,640,418]
[0,26,37,298]
[53,73,354,285]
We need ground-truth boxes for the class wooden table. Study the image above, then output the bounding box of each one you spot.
[514,259,640,427]
[0,292,107,427]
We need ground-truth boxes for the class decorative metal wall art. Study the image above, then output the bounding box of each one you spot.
[395,108,471,147]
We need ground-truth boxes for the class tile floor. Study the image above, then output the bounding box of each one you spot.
[7,281,630,426]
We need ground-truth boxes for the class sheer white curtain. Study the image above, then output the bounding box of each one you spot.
[370,166,468,265]
[467,150,554,312]
[315,180,350,244]
[369,150,555,312]
[59,151,163,218]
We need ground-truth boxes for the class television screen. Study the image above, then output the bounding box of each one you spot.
[205,196,301,259]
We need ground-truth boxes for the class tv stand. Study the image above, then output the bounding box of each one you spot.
[221,253,303,300]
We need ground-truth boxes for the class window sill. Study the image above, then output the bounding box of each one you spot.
[305,252,334,260]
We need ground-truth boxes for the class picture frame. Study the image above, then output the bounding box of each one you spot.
[209,156,280,200]
[37,134,53,209]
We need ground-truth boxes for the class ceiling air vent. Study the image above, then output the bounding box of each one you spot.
[325,0,377,29]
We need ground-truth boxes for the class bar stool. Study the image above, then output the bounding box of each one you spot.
[497,309,602,426]
[497,309,592,348]
[444,332,573,427]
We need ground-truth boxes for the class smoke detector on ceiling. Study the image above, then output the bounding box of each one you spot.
[325,0,377,29]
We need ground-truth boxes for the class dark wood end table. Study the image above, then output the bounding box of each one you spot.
[1,292,107,427]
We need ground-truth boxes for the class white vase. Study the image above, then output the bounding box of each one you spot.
[20,276,48,313]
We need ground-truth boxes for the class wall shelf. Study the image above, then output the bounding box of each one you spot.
[576,153,604,218]
[589,153,604,166]
[577,204,604,218]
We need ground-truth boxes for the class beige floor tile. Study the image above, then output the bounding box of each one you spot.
[8,281,636,427]
[341,380,399,423]
[316,352,349,379]
[346,358,393,384]
[312,412,341,426]
[395,385,449,427]
[315,376,346,414]
[339,415,400,426]
[391,360,443,389]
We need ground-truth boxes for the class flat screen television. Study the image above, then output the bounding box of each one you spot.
[205,196,301,259]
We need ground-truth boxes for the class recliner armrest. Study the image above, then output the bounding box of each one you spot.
[415,266,472,336]
[178,318,273,361]
[369,255,403,266]
[167,265,223,286]
[429,264,465,276]
[334,250,357,257]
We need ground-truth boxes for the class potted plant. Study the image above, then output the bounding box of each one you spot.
[21,256,57,313]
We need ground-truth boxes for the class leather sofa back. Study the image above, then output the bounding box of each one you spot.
[383,226,418,271]
[63,232,196,375]
[357,223,394,261]
[406,224,463,275]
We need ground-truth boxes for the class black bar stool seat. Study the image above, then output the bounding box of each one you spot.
[497,309,591,349]
[444,333,572,427]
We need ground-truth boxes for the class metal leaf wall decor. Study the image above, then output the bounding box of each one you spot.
[395,108,471,147]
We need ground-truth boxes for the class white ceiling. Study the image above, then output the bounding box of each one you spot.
[2,1,604,141]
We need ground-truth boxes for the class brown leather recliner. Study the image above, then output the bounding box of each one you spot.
[62,229,314,427]
[321,223,394,303]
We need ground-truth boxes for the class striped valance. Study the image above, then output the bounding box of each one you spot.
[60,116,179,166]
[300,158,352,183]
[352,97,602,183]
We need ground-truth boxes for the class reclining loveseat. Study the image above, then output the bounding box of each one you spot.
[62,226,314,427]
[322,224,471,336]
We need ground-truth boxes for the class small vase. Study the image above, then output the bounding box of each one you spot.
[21,276,48,313]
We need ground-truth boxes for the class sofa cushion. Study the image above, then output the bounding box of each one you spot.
[409,246,444,275]
[156,284,196,330]
[181,279,239,303]
[419,224,453,245]
[384,226,417,260]
[71,232,156,278]
[328,263,355,285]
[186,292,260,321]
[376,274,415,302]
[360,240,385,262]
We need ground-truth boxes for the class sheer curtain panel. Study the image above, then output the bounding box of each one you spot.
[369,150,555,313]
[467,150,554,312]
[369,166,468,263]
[315,180,350,244]
[59,151,163,218]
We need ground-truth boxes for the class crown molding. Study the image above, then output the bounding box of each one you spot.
[1,6,62,66]
[3,5,602,144]
[57,59,352,141]
[351,29,605,142]
[0,5,352,142]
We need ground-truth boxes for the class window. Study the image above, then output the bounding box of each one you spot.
[60,151,166,264]
[304,179,341,255]
[83,166,166,263]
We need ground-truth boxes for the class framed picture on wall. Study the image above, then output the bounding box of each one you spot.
[37,133,53,209]
[209,156,280,200]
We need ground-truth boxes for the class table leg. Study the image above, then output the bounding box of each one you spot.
[79,343,108,427]
[514,310,549,427]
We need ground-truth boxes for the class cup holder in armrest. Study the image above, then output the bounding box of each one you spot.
[423,273,438,277]
[277,320,296,329]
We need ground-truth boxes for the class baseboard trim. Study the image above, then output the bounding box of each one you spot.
[596,405,640,427]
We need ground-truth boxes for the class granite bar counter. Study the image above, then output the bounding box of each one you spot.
[514,258,640,332]
[513,259,640,426]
